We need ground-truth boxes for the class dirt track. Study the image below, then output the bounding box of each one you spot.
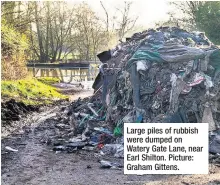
[1,104,166,185]
[1,90,220,185]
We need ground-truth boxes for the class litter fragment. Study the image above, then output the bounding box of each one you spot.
[136,60,148,71]
[101,144,124,158]
[5,146,18,152]
[202,107,216,131]
[87,103,99,117]
[99,160,123,169]
[209,130,220,154]
[53,146,66,151]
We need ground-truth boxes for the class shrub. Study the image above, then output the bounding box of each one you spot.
[1,19,30,80]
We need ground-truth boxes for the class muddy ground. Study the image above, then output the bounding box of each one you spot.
[1,90,220,185]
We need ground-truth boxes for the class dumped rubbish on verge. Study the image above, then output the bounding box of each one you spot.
[50,27,220,166]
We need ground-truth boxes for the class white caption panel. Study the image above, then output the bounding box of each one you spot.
[124,123,208,174]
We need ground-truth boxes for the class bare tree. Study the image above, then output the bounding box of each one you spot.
[31,2,77,62]
[116,2,138,40]
[168,1,204,30]
[100,1,109,32]
[73,2,108,61]
[100,1,138,40]
[3,1,118,63]
[34,1,45,62]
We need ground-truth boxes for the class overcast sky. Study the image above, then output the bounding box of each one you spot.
[68,0,175,29]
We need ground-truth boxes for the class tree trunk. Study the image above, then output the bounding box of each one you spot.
[34,2,45,62]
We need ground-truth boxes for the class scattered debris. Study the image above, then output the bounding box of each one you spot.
[210,129,220,154]
[101,144,124,158]
[45,27,220,167]
[99,160,123,169]
[5,146,18,152]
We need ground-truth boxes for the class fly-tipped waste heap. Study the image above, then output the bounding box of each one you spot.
[92,27,220,132]
[52,27,220,157]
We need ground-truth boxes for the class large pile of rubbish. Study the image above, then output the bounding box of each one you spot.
[98,27,220,128]
[52,27,220,161]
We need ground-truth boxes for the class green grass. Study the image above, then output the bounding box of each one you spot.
[1,79,68,105]
[37,77,60,85]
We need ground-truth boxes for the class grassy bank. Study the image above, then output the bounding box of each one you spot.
[36,77,60,85]
[1,78,68,105]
